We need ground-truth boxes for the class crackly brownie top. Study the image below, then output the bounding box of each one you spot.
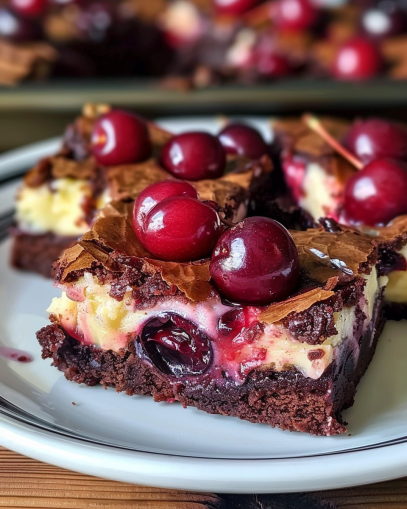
[54,202,378,324]
[273,116,351,158]
[106,155,271,212]
[23,103,173,189]
[272,116,355,183]
[359,215,407,251]
[21,103,270,216]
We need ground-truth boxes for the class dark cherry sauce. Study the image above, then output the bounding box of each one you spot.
[0,346,33,363]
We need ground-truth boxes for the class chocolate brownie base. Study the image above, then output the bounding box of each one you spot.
[11,231,77,278]
[37,294,385,436]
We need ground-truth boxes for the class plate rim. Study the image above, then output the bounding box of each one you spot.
[2,411,407,494]
[1,124,407,493]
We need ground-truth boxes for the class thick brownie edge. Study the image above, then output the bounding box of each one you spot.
[36,292,385,437]
[11,231,77,278]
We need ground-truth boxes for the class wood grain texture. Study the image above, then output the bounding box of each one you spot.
[1,447,407,509]
[0,448,221,509]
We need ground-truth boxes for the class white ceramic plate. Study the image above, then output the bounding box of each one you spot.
[1,118,407,494]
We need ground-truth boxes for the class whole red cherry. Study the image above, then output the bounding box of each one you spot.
[160,132,226,181]
[213,0,260,16]
[344,118,407,164]
[210,217,299,305]
[256,50,291,78]
[218,123,268,159]
[132,180,198,240]
[0,7,42,40]
[141,196,221,262]
[10,0,48,17]
[362,2,407,38]
[272,0,318,31]
[332,38,382,80]
[343,158,407,226]
[91,110,151,166]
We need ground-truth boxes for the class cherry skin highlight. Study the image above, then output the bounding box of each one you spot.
[343,158,407,226]
[142,196,221,262]
[210,217,299,306]
[10,0,48,17]
[332,38,382,80]
[218,123,268,159]
[362,2,407,38]
[213,0,259,16]
[160,132,226,181]
[132,179,198,240]
[91,109,151,166]
[0,7,41,40]
[272,0,318,31]
[344,118,407,164]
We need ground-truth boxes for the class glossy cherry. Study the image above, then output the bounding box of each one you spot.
[140,313,212,377]
[344,118,407,164]
[272,0,318,31]
[343,158,407,226]
[132,179,198,240]
[141,196,221,262]
[362,2,407,38]
[332,38,382,80]
[210,217,299,305]
[256,50,291,78]
[160,0,203,48]
[0,7,41,40]
[91,110,151,166]
[217,307,260,341]
[10,0,48,17]
[218,123,268,159]
[160,132,226,181]
[213,0,260,17]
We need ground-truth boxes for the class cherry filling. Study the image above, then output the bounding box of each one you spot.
[377,247,407,277]
[216,307,265,377]
[140,314,212,377]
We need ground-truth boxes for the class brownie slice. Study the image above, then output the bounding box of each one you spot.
[272,116,407,320]
[12,104,272,277]
[0,39,57,85]
[37,204,385,436]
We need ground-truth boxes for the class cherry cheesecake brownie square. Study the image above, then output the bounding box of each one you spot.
[272,115,407,319]
[12,104,272,277]
[37,187,386,436]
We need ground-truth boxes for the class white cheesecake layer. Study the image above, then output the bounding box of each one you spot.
[16,178,110,237]
[47,268,382,381]
[287,159,407,304]
[298,162,343,222]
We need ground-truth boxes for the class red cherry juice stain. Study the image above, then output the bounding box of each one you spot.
[0,347,33,363]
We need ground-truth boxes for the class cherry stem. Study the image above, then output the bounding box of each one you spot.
[302,113,364,170]
[219,213,236,228]
[243,0,272,26]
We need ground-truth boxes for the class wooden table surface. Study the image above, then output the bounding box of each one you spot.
[1,447,407,509]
